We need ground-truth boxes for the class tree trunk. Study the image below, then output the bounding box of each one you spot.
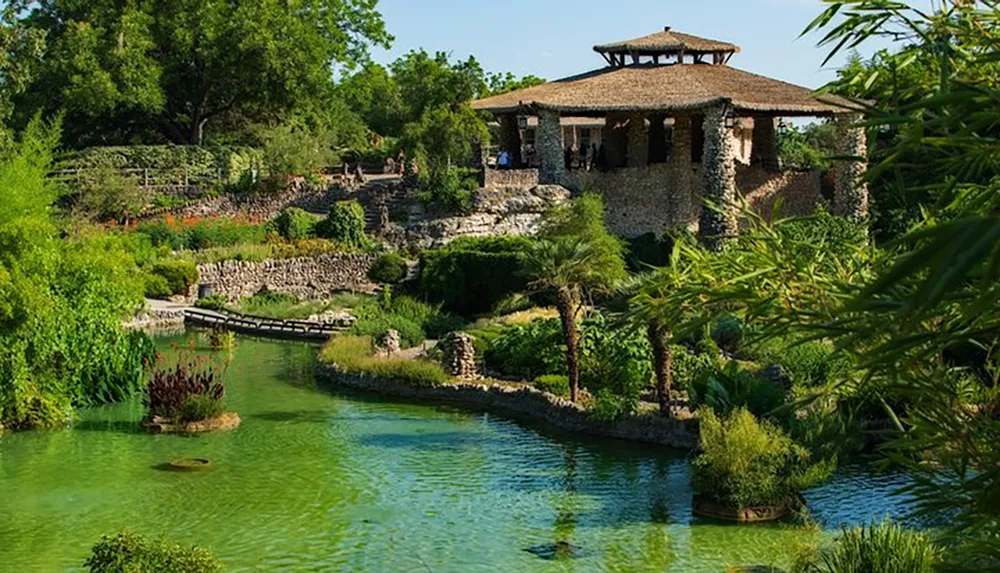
[556,287,582,403]
[648,321,673,416]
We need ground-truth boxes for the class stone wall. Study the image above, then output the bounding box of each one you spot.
[484,168,541,189]
[739,166,826,221]
[197,253,378,301]
[316,364,698,449]
[397,185,571,249]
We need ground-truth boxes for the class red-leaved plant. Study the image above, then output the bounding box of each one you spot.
[145,349,226,421]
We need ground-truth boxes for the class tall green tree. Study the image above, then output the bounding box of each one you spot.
[526,195,627,403]
[0,0,45,142]
[19,0,391,146]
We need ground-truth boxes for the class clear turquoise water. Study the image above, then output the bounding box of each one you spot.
[0,333,914,572]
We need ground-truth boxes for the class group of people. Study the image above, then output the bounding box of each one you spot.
[494,143,608,171]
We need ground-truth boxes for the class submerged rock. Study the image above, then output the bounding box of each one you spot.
[524,541,587,561]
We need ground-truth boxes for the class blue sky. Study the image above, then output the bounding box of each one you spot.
[369,0,883,91]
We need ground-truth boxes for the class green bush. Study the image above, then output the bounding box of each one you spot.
[751,337,853,390]
[485,319,566,380]
[625,233,675,271]
[195,294,229,311]
[270,207,316,240]
[416,167,478,214]
[690,361,786,419]
[368,253,408,284]
[796,520,939,573]
[351,294,463,347]
[779,207,869,260]
[534,375,570,398]
[581,317,652,421]
[670,344,717,391]
[419,236,532,316]
[316,201,366,246]
[135,218,268,251]
[692,408,816,509]
[143,274,173,299]
[84,531,221,573]
[149,260,199,297]
[711,314,745,354]
[178,394,225,423]
[320,336,449,387]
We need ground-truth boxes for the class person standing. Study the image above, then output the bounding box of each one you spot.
[396,148,406,176]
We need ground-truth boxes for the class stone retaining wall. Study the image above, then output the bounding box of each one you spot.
[124,308,186,332]
[739,166,825,222]
[149,183,343,222]
[484,168,541,189]
[197,254,378,302]
[316,364,698,449]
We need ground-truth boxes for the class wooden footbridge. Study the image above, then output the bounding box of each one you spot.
[183,307,348,341]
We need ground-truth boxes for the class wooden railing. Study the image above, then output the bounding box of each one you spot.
[183,308,350,341]
[49,167,225,190]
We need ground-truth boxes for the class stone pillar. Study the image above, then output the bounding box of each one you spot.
[698,105,739,250]
[373,329,401,357]
[751,116,779,170]
[648,114,668,164]
[671,116,692,167]
[499,114,523,168]
[603,112,628,169]
[627,113,649,167]
[537,108,565,184]
[833,113,869,222]
[441,332,477,379]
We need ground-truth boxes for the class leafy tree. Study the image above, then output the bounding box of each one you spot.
[485,72,546,96]
[20,0,391,145]
[338,62,406,137]
[525,195,627,402]
[0,1,45,142]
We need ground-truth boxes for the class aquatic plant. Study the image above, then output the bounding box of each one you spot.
[85,531,221,573]
[145,354,225,421]
[795,520,939,573]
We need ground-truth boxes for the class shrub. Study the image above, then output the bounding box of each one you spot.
[316,201,366,246]
[689,361,786,419]
[419,236,532,316]
[797,520,939,573]
[257,122,337,177]
[535,375,570,398]
[670,344,717,391]
[178,394,225,423]
[143,273,173,299]
[84,531,221,573]
[195,294,229,311]
[270,207,316,240]
[320,336,449,387]
[350,294,463,347]
[625,233,675,271]
[145,357,225,421]
[135,218,268,251]
[368,253,408,284]
[692,408,813,509]
[751,337,853,390]
[779,207,868,260]
[148,260,199,297]
[485,318,566,380]
[416,167,478,214]
[581,317,652,421]
[711,314,745,354]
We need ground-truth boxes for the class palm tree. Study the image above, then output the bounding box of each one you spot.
[526,194,627,402]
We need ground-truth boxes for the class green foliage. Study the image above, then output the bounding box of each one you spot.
[143,274,173,299]
[195,295,228,312]
[257,122,337,177]
[796,520,939,573]
[692,408,817,509]
[350,294,463,348]
[368,253,408,284]
[1,118,153,429]
[84,531,221,573]
[690,361,786,419]
[750,337,852,390]
[624,233,675,271]
[670,344,716,391]
[581,316,652,421]
[22,1,390,145]
[69,163,150,223]
[179,393,225,423]
[779,207,869,260]
[419,236,532,316]
[61,146,262,185]
[320,335,449,388]
[148,260,198,298]
[134,218,268,251]
[711,314,745,355]
[776,121,838,171]
[415,167,479,214]
[485,319,565,380]
[316,201,367,247]
[270,208,316,241]
[534,375,569,398]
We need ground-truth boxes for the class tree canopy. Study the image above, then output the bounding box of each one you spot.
[17,0,392,146]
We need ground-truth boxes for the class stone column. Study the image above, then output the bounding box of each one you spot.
[603,112,629,169]
[698,105,739,250]
[498,114,523,167]
[537,108,565,184]
[441,332,477,380]
[671,115,692,167]
[627,113,649,167]
[833,113,869,222]
[750,116,779,170]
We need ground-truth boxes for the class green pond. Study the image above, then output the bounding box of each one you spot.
[0,333,914,572]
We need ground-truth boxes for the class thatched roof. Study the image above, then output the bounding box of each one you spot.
[471,64,853,117]
[595,27,739,55]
